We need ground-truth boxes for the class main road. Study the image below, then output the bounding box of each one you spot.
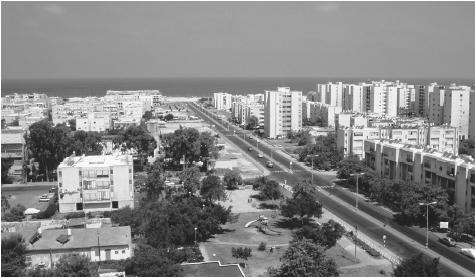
[187,102,475,277]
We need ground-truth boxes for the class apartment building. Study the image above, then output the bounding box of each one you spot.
[316,82,344,107]
[52,98,100,125]
[231,102,264,127]
[1,129,26,176]
[57,154,134,213]
[342,84,365,112]
[264,87,302,139]
[338,125,458,159]
[302,101,343,128]
[213,92,232,110]
[76,112,112,132]
[364,139,475,213]
[443,86,471,139]
[337,113,368,128]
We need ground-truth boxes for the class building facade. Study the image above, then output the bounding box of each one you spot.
[57,154,134,213]
[264,87,302,138]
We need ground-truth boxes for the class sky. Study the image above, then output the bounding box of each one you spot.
[2,1,475,80]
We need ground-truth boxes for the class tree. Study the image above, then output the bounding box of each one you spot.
[231,247,252,260]
[70,131,103,156]
[110,206,140,235]
[125,244,182,277]
[178,166,201,194]
[1,196,11,215]
[164,114,174,121]
[67,119,76,131]
[268,238,338,277]
[113,125,157,167]
[245,116,259,130]
[200,175,225,202]
[54,254,95,277]
[292,220,345,250]
[223,169,242,190]
[281,182,322,224]
[142,111,153,121]
[1,234,26,277]
[259,180,283,201]
[26,120,73,181]
[459,139,475,158]
[3,204,26,222]
[162,128,218,168]
[336,155,368,180]
[2,158,14,184]
[142,159,166,201]
[393,253,439,277]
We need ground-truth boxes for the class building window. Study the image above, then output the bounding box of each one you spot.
[129,168,132,173]
[470,174,475,183]
[115,251,119,254]
[95,250,100,257]
[58,171,62,178]
[112,201,119,209]
[122,250,126,254]
[110,169,113,174]
[59,182,62,187]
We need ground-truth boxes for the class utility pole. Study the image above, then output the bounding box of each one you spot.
[419,201,437,248]
[354,225,358,263]
[350,173,364,210]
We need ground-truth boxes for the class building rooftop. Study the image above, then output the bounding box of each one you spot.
[180,261,245,277]
[23,226,131,252]
[58,154,132,168]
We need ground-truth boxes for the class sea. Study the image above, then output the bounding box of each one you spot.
[2,77,474,98]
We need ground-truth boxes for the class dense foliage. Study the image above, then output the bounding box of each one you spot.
[200,175,226,202]
[281,182,322,224]
[292,220,345,250]
[298,134,341,170]
[393,253,439,277]
[178,166,202,194]
[2,158,14,184]
[223,169,242,190]
[124,244,182,277]
[231,247,252,260]
[1,234,27,277]
[268,238,338,277]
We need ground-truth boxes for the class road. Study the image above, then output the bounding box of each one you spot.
[187,102,475,277]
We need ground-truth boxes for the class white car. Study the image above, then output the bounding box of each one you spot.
[461,248,475,259]
[39,194,50,202]
[258,153,264,158]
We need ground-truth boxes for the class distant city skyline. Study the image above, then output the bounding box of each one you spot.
[2,1,475,80]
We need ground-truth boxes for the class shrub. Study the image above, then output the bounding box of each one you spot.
[258,242,267,251]
[63,211,85,219]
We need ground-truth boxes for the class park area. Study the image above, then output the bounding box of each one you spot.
[202,188,394,277]
[1,185,52,213]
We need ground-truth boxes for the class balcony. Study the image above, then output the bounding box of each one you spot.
[83,198,111,203]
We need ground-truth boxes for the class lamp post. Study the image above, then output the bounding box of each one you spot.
[354,225,358,263]
[350,173,364,210]
[309,155,319,184]
[419,201,437,249]
[194,227,198,246]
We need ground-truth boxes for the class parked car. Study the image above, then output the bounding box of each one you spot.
[49,187,56,193]
[258,153,264,158]
[460,248,475,259]
[266,161,274,168]
[248,147,253,151]
[439,237,456,247]
[39,194,50,202]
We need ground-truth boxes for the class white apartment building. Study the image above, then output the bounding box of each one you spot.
[364,139,475,213]
[343,84,365,112]
[302,101,343,128]
[338,125,458,159]
[316,82,344,107]
[213,92,232,110]
[443,86,471,140]
[264,87,302,138]
[337,113,368,128]
[57,154,134,213]
[76,112,112,132]
[231,102,264,127]
[52,98,100,125]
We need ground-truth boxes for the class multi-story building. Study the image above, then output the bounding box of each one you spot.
[213,92,232,110]
[338,125,458,159]
[364,139,475,213]
[343,84,365,112]
[52,98,100,125]
[336,113,368,128]
[316,82,344,107]
[1,129,26,176]
[57,154,134,213]
[443,86,471,140]
[302,101,342,128]
[264,87,302,139]
[76,112,112,132]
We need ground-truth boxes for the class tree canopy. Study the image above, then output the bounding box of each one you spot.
[178,166,202,194]
[393,253,439,277]
[113,125,157,158]
[281,182,322,224]
[200,175,226,202]
[292,220,345,250]
[54,254,95,277]
[223,169,242,190]
[245,116,259,130]
[268,238,338,277]
[124,244,182,277]
[2,158,14,184]
[1,234,27,277]
[142,159,166,201]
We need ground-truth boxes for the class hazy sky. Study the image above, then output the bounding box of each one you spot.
[2,1,475,79]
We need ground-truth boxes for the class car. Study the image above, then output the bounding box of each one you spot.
[49,187,56,193]
[258,153,264,158]
[438,237,456,247]
[266,161,274,168]
[460,248,475,259]
[248,135,253,139]
[248,147,253,151]
[39,194,50,202]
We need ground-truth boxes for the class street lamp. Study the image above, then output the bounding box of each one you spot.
[354,225,358,263]
[419,201,437,249]
[194,227,198,246]
[350,173,365,210]
[309,155,319,184]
